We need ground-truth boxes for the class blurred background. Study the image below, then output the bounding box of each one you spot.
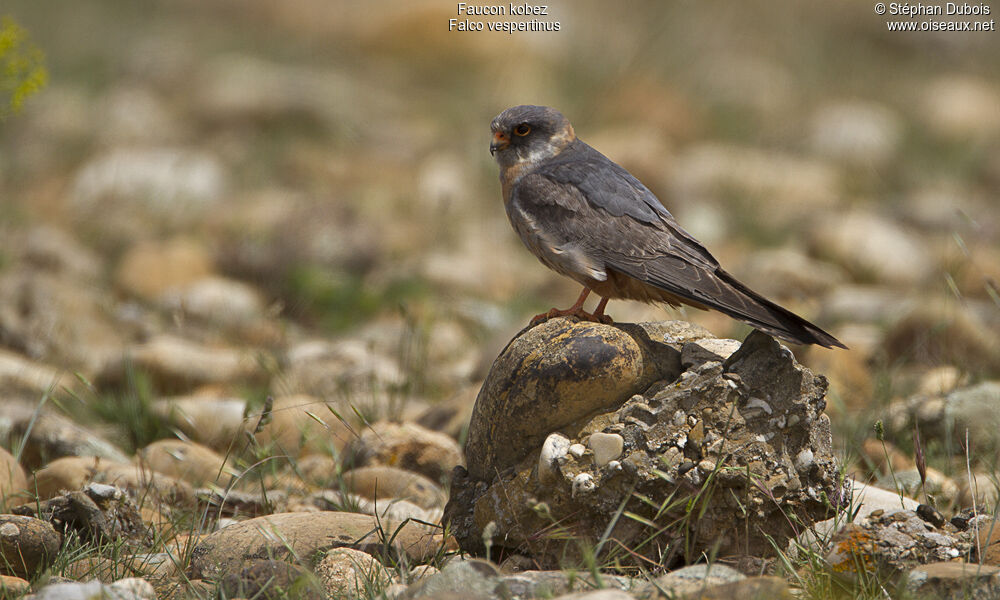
[1,1,998,479]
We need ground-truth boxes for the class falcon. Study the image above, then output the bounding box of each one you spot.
[489,104,845,349]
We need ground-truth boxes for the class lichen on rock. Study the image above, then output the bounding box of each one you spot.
[445,318,847,567]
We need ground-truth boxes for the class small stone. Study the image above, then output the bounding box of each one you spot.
[681,338,741,369]
[400,558,506,600]
[568,444,586,459]
[343,421,465,483]
[916,504,945,529]
[151,395,250,451]
[189,512,439,580]
[975,518,1000,566]
[252,395,357,458]
[0,446,28,510]
[642,563,745,598]
[571,473,595,497]
[218,559,322,600]
[315,547,391,599]
[103,334,265,392]
[27,577,158,600]
[905,561,1000,599]
[138,439,231,487]
[538,434,571,484]
[115,237,215,302]
[0,575,29,596]
[0,515,61,579]
[588,433,624,467]
[339,465,446,509]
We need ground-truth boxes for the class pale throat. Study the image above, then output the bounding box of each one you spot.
[499,125,576,185]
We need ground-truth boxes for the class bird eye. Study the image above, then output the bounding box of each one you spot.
[514,124,531,136]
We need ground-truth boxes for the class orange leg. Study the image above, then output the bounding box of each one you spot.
[592,296,613,324]
[530,288,612,326]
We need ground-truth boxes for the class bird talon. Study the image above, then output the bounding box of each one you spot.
[529,307,609,326]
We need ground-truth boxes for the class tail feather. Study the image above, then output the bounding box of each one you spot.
[709,269,846,349]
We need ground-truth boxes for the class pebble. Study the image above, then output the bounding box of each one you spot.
[0,515,62,579]
[587,432,624,467]
[315,547,392,599]
[344,420,465,483]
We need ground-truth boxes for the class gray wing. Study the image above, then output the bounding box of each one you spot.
[510,157,845,349]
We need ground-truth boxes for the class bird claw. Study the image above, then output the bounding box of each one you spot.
[529,307,612,326]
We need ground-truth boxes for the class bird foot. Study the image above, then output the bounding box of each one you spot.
[530,307,613,326]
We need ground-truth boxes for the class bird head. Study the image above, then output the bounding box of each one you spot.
[490,105,576,169]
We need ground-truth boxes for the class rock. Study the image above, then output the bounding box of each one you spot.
[0,446,28,509]
[464,318,685,481]
[137,439,231,487]
[551,591,634,600]
[808,101,902,166]
[0,350,75,401]
[0,269,124,376]
[188,511,439,579]
[1,407,130,471]
[96,85,180,145]
[888,381,1000,456]
[680,338,742,370]
[416,384,478,441]
[675,576,791,600]
[100,334,264,391]
[400,558,507,600]
[71,148,226,237]
[637,564,744,599]
[959,473,1000,511]
[315,547,392,599]
[294,454,340,488]
[307,490,443,527]
[500,570,635,599]
[447,327,845,566]
[808,210,933,285]
[339,466,446,509]
[904,561,1000,599]
[920,75,1000,140]
[12,483,150,545]
[0,575,30,596]
[280,338,406,417]
[35,456,185,518]
[974,518,1000,566]
[738,249,847,305]
[343,421,464,483]
[858,439,913,476]
[916,366,966,397]
[31,456,129,500]
[824,510,975,586]
[587,432,624,467]
[820,285,918,325]
[213,191,381,294]
[882,305,1000,373]
[218,559,324,600]
[115,238,215,302]
[0,515,61,578]
[877,467,959,508]
[24,577,157,600]
[670,143,839,229]
[151,394,251,451]
[801,480,920,549]
[158,275,266,327]
[252,394,357,458]
[194,488,288,519]
[21,225,102,281]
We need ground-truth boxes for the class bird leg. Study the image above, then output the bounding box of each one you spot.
[530,288,611,325]
[592,296,613,324]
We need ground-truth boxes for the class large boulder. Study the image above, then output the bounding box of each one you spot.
[446,320,846,567]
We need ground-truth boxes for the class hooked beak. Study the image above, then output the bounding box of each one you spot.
[489,131,509,156]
